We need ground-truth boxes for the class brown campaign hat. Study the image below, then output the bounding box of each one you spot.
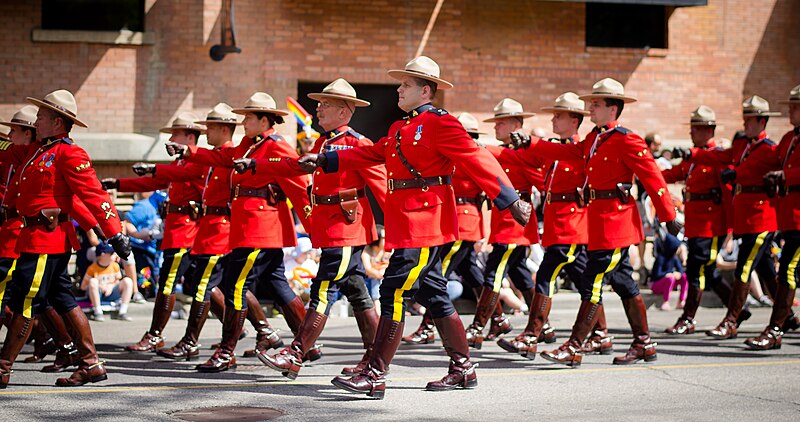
[742,95,780,117]
[232,92,289,116]
[307,78,370,107]
[26,89,88,128]
[579,78,637,103]
[684,105,716,125]
[0,105,38,129]
[457,112,486,135]
[540,92,590,116]
[387,56,453,90]
[195,103,240,126]
[778,84,800,104]
[483,98,536,123]
[160,112,207,133]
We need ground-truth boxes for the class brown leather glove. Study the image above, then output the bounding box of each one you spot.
[297,153,326,174]
[508,199,531,227]
[233,158,256,174]
[666,219,683,236]
[165,141,188,158]
[101,178,119,190]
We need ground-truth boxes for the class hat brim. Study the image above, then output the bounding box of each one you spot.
[387,69,454,90]
[540,106,590,116]
[578,93,638,104]
[483,112,536,123]
[682,121,717,126]
[26,97,88,128]
[0,120,36,129]
[232,107,290,116]
[194,119,241,126]
[159,125,207,134]
[307,93,370,107]
[742,111,781,117]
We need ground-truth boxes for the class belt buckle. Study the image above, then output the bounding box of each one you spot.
[545,192,551,204]
[202,204,208,217]
[233,185,240,198]
[311,194,318,206]
[590,189,596,200]
[387,179,395,192]
[421,180,429,193]
[21,215,28,227]
[734,184,741,195]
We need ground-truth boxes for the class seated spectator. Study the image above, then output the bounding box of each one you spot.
[82,243,134,321]
[649,232,688,311]
[284,237,319,298]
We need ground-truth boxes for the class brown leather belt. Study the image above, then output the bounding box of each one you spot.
[516,190,532,203]
[685,191,715,201]
[166,203,193,215]
[22,213,70,228]
[455,196,477,205]
[786,185,800,194]
[734,184,765,194]
[312,188,366,205]
[546,192,582,203]
[387,175,451,191]
[588,189,619,200]
[232,184,287,203]
[202,205,230,216]
[1,206,19,221]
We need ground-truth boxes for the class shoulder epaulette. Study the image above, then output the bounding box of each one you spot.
[764,138,776,146]
[267,134,282,142]
[430,108,448,116]
[0,140,11,151]
[614,127,631,135]
[733,130,747,140]
[346,129,365,139]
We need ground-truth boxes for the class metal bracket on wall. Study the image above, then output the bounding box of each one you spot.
[209,0,241,61]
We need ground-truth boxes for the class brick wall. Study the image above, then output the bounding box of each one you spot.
[0,0,797,166]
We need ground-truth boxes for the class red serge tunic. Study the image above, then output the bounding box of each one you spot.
[662,140,732,238]
[775,128,800,231]
[14,136,122,254]
[255,126,386,248]
[689,131,779,235]
[497,135,588,247]
[153,142,234,255]
[485,144,543,246]
[451,167,485,242]
[186,129,311,249]
[320,104,520,250]
[118,158,205,250]
[529,121,676,250]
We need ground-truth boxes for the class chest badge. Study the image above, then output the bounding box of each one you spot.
[39,153,55,168]
[414,125,423,141]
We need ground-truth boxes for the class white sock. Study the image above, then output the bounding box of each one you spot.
[119,304,128,315]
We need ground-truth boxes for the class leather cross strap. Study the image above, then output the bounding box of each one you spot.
[312,188,366,205]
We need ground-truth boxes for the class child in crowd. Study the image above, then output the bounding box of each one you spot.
[648,232,688,311]
[82,243,134,321]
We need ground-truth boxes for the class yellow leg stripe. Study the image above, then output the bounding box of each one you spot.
[548,244,577,298]
[233,249,261,311]
[492,244,517,293]
[441,240,462,276]
[392,248,430,322]
[590,248,622,304]
[194,255,221,302]
[787,247,800,290]
[23,255,48,319]
[334,247,352,282]
[739,232,768,284]
[316,280,331,315]
[0,259,16,303]
[699,237,720,291]
[162,248,188,295]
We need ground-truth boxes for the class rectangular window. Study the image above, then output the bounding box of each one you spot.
[585,3,668,49]
[42,0,145,32]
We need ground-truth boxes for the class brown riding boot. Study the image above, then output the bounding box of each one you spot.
[40,307,79,373]
[540,300,600,367]
[157,299,210,360]
[56,307,107,387]
[581,304,613,355]
[243,290,283,357]
[465,289,500,349]
[426,312,477,391]
[613,295,657,365]
[486,300,512,340]
[259,311,328,379]
[666,284,702,335]
[402,310,436,345]
[331,316,403,399]
[707,280,749,339]
[0,313,35,388]
[497,292,551,359]
[745,282,795,350]
[207,288,249,349]
[196,307,246,372]
[23,318,56,363]
[281,297,322,362]
[341,307,379,375]
[126,292,175,352]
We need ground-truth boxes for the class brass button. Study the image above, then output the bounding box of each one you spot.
[22,177,26,181]
[413,142,418,146]
[222,218,227,223]
[464,210,469,214]
[505,169,510,173]
[604,157,608,161]
[315,187,319,191]
[708,207,712,211]
[214,176,218,180]
[389,172,393,176]
[423,202,429,206]
[259,205,264,210]
[758,200,764,205]
[589,167,593,171]
[570,207,575,212]
[392,153,396,157]
[564,167,569,171]
[185,218,190,223]
[617,205,623,210]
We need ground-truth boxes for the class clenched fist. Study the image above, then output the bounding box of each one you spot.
[233,158,256,174]
[132,163,156,176]
[165,141,188,158]
[508,199,531,227]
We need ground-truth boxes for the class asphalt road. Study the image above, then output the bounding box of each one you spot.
[2,292,799,421]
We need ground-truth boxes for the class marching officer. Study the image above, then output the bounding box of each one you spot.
[297,56,530,398]
[165,92,313,373]
[463,98,545,350]
[1,89,131,388]
[235,79,385,380]
[106,113,206,353]
[517,78,679,367]
[746,85,800,349]
[662,106,735,335]
[674,95,781,339]
[402,112,511,345]
[492,93,613,358]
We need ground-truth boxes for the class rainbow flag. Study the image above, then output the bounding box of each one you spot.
[287,96,313,130]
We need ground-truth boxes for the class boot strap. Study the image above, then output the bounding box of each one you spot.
[643,342,657,350]
[86,360,106,370]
